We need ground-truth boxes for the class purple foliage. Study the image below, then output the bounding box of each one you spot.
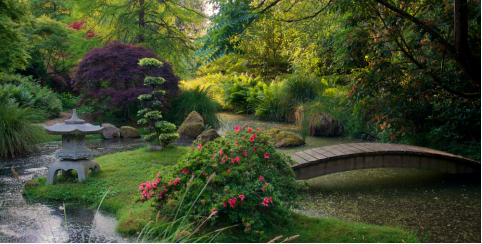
[72,41,180,116]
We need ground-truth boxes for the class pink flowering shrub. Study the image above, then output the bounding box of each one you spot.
[135,126,305,239]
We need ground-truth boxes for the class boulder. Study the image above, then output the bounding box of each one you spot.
[148,145,163,151]
[177,111,204,140]
[265,129,305,148]
[309,113,343,137]
[120,126,141,138]
[101,123,120,139]
[197,129,221,145]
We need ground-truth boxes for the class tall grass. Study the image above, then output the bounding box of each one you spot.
[0,94,47,158]
[165,85,222,128]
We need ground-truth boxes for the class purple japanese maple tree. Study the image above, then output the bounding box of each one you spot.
[72,41,180,118]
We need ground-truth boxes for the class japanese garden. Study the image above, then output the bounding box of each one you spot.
[0,0,480,242]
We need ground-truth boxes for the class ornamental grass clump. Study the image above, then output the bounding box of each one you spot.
[136,126,306,240]
[137,58,179,146]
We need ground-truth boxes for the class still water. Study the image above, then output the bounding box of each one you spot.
[0,113,479,242]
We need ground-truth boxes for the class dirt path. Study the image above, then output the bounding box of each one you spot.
[36,112,72,126]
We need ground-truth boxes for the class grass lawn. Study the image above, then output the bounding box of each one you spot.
[25,146,418,242]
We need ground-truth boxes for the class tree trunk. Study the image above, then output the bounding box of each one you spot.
[138,0,145,43]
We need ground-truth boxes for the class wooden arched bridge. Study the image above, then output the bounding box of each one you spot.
[289,143,480,180]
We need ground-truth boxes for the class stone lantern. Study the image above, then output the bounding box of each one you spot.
[44,109,103,184]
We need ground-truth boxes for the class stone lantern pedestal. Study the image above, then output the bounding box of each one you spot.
[44,110,103,184]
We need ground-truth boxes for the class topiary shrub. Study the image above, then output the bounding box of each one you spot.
[136,126,306,240]
[137,58,179,146]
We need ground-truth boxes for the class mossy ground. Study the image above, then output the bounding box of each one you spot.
[25,146,419,242]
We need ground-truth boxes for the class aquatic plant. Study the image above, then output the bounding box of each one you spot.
[136,126,306,240]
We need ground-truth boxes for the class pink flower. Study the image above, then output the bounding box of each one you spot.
[262,197,269,206]
[203,171,206,176]
[156,178,160,183]
[139,185,144,190]
[264,153,269,159]
[157,172,161,178]
[235,156,240,163]
[197,144,202,149]
[212,154,215,159]
[243,152,247,157]
[248,127,252,133]
[259,176,264,181]
[229,197,237,208]
[265,182,268,186]
[256,128,263,131]
[235,142,238,145]
[231,158,235,164]
[269,197,273,203]
[262,186,265,192]
[223,202,227,207]
[140,183,146,187]
[142,190,147,195]
[212,208,217,215]
[219,149,223,155]
[254,148,257,153]
[168,181,172,185]
[234,125,240,133]
[239,194,245,200]
[190,146,193,150]
[152,182,157,188]
[173,178,180,185]
[226,169,231,173]
[146,185,151,190]
[164,185,167,191]
[250,135,255,142]
[182,168,188,174]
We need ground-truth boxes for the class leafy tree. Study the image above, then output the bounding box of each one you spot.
[72,41,180,119]
[0,0,30,72]
[71,0,208,77]
[28,0,72,21]
[137,58,179,146]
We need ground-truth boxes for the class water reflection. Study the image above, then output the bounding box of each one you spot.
[0,138,147,242]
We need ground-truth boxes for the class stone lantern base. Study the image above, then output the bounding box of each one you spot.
[46,159,100,185]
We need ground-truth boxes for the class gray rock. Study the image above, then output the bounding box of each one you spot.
[101,123,120,139]
[196,129,221,145]
[148,145,164,151]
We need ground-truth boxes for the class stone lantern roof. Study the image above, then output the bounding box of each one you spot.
[44,109,103,135]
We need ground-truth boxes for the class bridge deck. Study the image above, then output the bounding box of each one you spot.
[289,143,480,180]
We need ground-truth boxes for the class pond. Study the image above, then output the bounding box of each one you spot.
[0,113,479,242]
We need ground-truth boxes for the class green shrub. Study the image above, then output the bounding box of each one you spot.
[219,75,265,114]
[136,127,305,240]
[156,121,179,146]
[0,92,47,158]
[0,73,62,118]
[165,85,222,128]
[58,93,79,110]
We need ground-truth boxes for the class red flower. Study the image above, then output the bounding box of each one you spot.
[262,197,269,206]
[168,181,172,185]
[262,186,265,192]
[265,182,269,186]
[235,156,240,163]
[235,142,238,145]
[203,171,206,176]
[157,172,161,178]
[254,148,257,153]
[173,178,180,185]
[248,127,253,133]
[219,149,223,155]
[234,125,240,133]
[231,158,235,164]
[228,197,237,208]
[190,146,193,150]
[264,153,269,158]
[182,168,188,174]
[223,202,227,207]
[226,169,231,173]
[243,152,247,157]
[250,135,255,142]
[197,144,202,150]
[139,185,144,190]
[212,208,217,215]
[269,197,273,203]
[239,194,245,200]
[146,184,151,190]
[259,176,264,181]
[164,185,167,191]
